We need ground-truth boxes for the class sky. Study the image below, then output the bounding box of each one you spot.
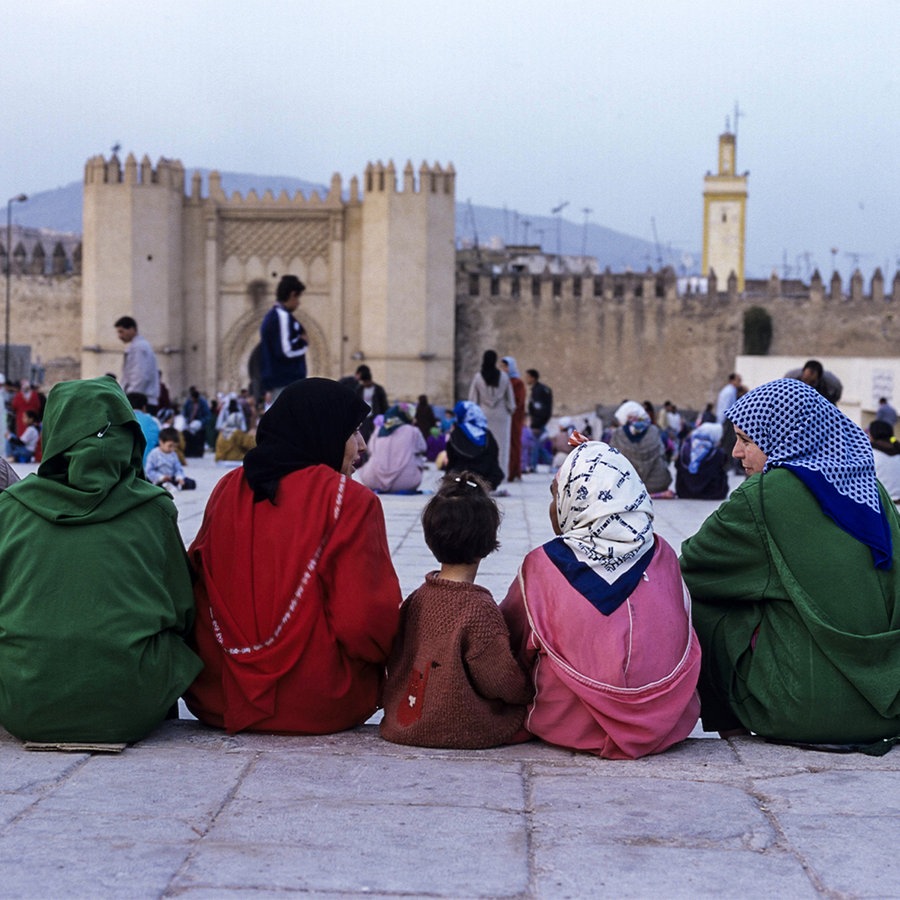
[2,0,898,282]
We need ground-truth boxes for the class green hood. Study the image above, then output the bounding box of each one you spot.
[4,376,167,523]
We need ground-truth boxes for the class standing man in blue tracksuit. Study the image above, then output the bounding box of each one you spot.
[259,274,308,405]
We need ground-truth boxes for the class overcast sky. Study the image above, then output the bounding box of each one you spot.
[2,0,897,281]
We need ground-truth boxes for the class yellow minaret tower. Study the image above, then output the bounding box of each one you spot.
[702,128,748,291]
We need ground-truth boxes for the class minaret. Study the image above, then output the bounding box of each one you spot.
[702,128,748,291]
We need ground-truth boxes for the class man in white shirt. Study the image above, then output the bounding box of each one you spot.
[115,316,160,413]
[716,373,742,424]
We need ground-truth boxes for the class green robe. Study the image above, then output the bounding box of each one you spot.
[0,376,202,743]
[680,468,900,743]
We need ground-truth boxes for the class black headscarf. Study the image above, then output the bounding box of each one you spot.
[243,378,370,504]
[480,349,500,388]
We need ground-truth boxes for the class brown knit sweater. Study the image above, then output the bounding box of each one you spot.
[380,572,533,749]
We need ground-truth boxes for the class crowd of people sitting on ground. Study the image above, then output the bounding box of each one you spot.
[0,353,898,760]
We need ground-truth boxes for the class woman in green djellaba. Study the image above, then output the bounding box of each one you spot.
[680,378,900,752]
[0,376,201,743]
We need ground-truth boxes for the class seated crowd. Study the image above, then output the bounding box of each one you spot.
[0,371,897,759]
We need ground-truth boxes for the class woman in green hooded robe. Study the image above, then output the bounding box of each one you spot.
[680,379,900,750]
[0,376,201,743]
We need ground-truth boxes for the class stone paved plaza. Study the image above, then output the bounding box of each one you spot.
[1,455,898,898]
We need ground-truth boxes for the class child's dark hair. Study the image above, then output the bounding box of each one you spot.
[159,427,180,444]
[422,471,500,565]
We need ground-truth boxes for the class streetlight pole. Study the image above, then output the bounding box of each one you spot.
[5,193,27,378]
[551,201,569,269]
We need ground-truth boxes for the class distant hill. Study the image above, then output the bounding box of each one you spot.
[12,170,698,274]
[458,204,695,274]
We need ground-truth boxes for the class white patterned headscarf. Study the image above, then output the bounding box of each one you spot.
[727,378,892,569]
[554,441,655,584]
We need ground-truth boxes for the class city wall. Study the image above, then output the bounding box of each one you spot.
[2,274,83,384]
[76,153,456,403]
[454,267,900,414]
[6,230,900,413]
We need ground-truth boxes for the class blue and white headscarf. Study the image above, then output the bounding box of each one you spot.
[686,423,723,474]
[615,400,651,441]
[378,404,413,437]
[727,378,892,569]
[453,400,488,447]
[501,356,520,378]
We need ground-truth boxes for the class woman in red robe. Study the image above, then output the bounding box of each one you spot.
[11,379,42,436]
[501,357,526,481]
[185,378,402,734]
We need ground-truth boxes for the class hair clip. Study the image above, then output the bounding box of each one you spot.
[96,421,111,438]
[453,476,478,489]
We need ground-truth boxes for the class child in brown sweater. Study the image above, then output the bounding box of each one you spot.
[380,472,533,748]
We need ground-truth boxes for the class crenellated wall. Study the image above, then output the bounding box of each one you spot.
[455,265,900,414]
[6,151,900,416]
[8,248,900,413]
[75,152,456,401]
[81,153,186,386]
[360,160,456,401]
[2,275,83,383]
[0,228,81,277]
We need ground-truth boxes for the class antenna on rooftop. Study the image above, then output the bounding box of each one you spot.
[733,101,744,143]
[581,208,592,258]
[651,217,664,269]
[464,199,481,263]
[843,250,872,269]
[551,201,569,264]
[464,199,479,246]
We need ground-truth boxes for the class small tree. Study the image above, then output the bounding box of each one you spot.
[743,306,773,355]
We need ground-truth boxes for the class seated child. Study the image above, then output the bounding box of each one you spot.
[145,427,196,490]
[8,410,40,463]
[380,471,533,749]
[500,441,701,759]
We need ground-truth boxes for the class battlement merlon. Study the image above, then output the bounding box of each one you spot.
[83,153,185,191]
[365,160,455,195]
[86,153,453,203]
[200,171,346,209]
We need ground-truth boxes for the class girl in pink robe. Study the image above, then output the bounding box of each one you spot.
[500,441,701,759]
